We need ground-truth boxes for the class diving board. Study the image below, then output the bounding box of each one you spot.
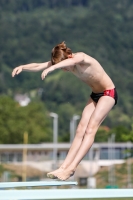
[0,181,77,188]
[0,189,133,199]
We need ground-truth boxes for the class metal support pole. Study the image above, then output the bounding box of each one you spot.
[108,134,115,186]
[50,112,58,170]
[70,115,80,143]
[127,141,132,188]
[22,132,28,182]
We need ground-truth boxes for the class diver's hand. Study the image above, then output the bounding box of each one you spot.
[12,66,23,77]
[41,66,54,80]
[41,69,50,80]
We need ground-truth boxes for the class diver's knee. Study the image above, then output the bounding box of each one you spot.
[75,123,86,138]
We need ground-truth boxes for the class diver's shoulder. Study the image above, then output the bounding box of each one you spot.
[74,52,88,59]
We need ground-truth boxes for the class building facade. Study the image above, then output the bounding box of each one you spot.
[0,142,132,163]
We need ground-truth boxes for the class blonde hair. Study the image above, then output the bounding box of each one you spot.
[51,41,72,65]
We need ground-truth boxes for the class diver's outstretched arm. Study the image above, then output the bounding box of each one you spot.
[12,61,52,77]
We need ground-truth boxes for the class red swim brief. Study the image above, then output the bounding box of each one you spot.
[90,88,118,105]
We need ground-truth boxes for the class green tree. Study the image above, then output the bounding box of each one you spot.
[0,96,52,143]
[110,126,133,142]
[0,0,133,141]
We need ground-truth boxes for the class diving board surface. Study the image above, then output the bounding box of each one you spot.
[0,181,77,188]
[0,189,133,199]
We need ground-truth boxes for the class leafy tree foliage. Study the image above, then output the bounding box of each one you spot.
[0,0,133,142]
[111,126,133,142]
[0,96,52,143]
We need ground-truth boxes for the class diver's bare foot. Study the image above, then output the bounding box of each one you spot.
[56,168,75,181]
[47,167,64,179]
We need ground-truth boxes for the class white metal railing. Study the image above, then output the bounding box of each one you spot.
[0,181,133,199]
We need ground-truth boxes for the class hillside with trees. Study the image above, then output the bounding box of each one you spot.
[0,0,133,143]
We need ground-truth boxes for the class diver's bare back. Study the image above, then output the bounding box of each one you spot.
[69,52,115,93]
